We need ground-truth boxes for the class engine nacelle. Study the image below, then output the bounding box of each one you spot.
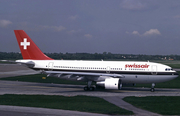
[96,78,122,90]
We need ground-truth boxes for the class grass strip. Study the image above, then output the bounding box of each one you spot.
[123,96,180,115]
[0,94,133,115]
[166,64,180,69]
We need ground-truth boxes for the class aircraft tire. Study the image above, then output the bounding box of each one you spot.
[150,88,155,92]
[89,87,95,91]
[84,87,88,91]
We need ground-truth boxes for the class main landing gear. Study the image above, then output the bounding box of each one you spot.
[150,83,155,92]
[84,81,95,91]
[84,86,95,91]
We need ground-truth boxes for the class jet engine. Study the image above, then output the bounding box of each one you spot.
[96,78,122,90]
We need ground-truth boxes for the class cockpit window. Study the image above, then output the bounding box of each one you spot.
[165,68,174,71]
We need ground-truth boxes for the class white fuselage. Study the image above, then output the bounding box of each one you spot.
[16,59,178,84]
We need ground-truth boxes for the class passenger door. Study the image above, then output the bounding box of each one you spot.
[48,62,54,70]
[151,65,157,75]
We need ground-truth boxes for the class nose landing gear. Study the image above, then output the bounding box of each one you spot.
[150,83,155,92]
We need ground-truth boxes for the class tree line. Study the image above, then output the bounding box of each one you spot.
[1,52,180,61]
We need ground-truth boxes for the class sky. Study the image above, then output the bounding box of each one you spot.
[1,0,180,55]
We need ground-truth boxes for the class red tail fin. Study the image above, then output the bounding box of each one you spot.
[14,30,53,60]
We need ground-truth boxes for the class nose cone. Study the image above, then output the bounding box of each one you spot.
[174,71,179,77]
[174,72,179,76]
[172,71,179,80]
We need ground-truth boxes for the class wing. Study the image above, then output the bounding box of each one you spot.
[44,71,125,82]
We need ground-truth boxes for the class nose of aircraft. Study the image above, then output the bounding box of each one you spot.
[173,71,179,79]
[175,71,179,75]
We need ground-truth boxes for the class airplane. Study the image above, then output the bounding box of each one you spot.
[14,30,179,92]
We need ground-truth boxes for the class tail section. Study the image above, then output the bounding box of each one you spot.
[14,30,53,60]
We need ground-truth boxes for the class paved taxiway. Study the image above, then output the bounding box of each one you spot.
[0,64,180,116]
[0,105,107,116]
[0,64,40,78]
[1,80,180,116]
[1,80,180,97]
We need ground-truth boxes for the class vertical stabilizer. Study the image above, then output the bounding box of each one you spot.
[14,30,53,60]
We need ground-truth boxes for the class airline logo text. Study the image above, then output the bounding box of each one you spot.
[125,64,149,68]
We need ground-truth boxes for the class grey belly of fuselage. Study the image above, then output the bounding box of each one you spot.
[121,74,178,84]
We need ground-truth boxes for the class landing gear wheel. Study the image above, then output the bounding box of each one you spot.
[84,87,88,91]
[83,86,95,91]
[89,87,95,91]
[150,88,155,92]
[150,83,155,92]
